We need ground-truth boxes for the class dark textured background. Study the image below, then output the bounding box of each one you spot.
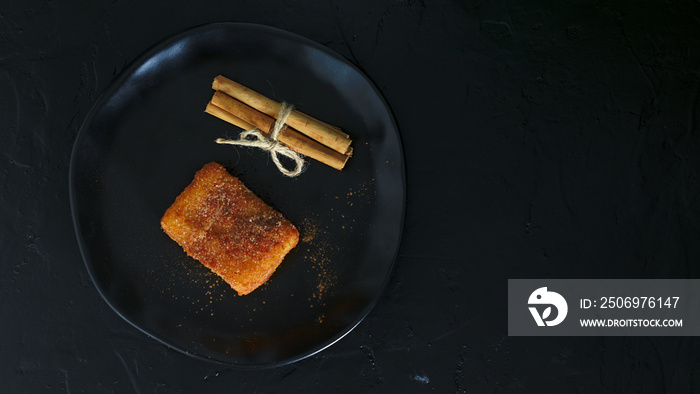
[2,0,700,392]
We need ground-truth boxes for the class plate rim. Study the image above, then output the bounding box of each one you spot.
[69,21,406,368]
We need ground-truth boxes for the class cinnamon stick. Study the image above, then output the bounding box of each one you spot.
[212,75,352,155]
[207,94,350,171]
[205,102,254,130]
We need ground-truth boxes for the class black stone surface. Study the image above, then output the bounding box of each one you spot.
[2,1,700,392]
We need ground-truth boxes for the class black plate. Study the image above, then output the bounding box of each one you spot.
[69,23,405,367]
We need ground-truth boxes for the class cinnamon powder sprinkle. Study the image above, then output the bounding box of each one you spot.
[299,217,339,308]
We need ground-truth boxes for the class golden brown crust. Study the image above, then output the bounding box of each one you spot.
[161,162,299,295]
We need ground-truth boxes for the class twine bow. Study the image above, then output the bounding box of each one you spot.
[215,102,305,177]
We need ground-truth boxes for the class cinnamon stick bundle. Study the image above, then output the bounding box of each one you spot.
[206,76,353,171]
[206,93,350,170]
[212,75,352,155]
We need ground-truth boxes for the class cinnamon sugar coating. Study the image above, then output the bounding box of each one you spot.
[161,162,299,295]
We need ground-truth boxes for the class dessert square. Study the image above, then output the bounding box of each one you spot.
[161,162,299,295]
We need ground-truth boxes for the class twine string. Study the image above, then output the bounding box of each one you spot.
[215,102,305,177]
